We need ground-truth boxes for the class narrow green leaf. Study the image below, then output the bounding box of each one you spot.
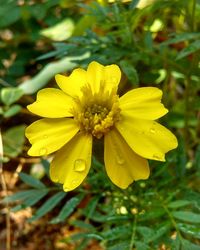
[29,191,66,221]
[11,190,48,212]
[50,193,84,223]
[161,32,200,46]
[119,60,139,85]
[182,239,200,250]
[172,211,200,223]
[178,223,200,239]
[2,189,42,203]
[176,40,200,60]
[168,200,191,209]
[19,172,46,189]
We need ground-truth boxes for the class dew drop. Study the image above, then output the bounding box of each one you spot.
[74,159,86,172]
[71,179,79,187]
[110,76,117,83]
[152,154,162,160]
[150,128,156,134]
[39,147,47,155]
[63,186,70,192]
[116,155,125,165]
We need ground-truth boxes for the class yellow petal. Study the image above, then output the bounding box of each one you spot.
[116,113,178,161]
[55,68,87,97]
[25,118,79,156]
[104,128,149,189]
[119,87,168,120]
[87,61,121,93]
[27,88,74,118]
[50,132,92,192]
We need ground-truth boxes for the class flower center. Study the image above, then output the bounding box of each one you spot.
[73,85,121,139]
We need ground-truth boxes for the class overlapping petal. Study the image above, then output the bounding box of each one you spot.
[27,88,74,118]
[26,118,79,156]
[50,132,92,191]
[104,128,149,189]
[119,87,168,120]
[55,68,87,98]
[116,112,178,161]
[86,61,121,94]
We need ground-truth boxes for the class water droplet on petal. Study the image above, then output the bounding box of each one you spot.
[43,135,48,139]
[116,155,125,165]
[71,179,79,188]
[63,185,70,192]
[152,154,162,160]
[74,159,86,172]
[150,128,156,134]
[39,147,47,155]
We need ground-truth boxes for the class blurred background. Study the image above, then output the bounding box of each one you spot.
[0,0,200,249]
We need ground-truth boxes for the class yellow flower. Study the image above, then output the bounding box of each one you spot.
[25,61,178,191]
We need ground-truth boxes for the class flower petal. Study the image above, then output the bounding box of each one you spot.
[87,61,121,93]
[50,132,92,192]
[26,118,79,156]
[119,87,168,120]
[27,88,74,118]
[55,68,87,97]
[104,128,149,189]
[116,113,178,161]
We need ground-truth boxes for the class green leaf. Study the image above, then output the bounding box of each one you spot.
[2,125,26,158]
[178,223,200,239]
[135,241,150,250]
[161,32,200,46]
[176,40,200,60]
[2,189,44,203]
[120,60,139,85]
[11,189,49,212]
[172,211,200,223]
[29,191,66,221]
[182,239,200,250]
[138,208,165,221]
[19,172,46,189]
[1,87,23,105]
[50,193,84,223]
[3,104,22,118]
[0,1,20,28]
[168,200,191,209]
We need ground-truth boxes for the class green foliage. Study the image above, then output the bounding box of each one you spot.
[1,0,200,249]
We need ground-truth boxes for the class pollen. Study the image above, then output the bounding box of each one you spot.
[73,84,121,139]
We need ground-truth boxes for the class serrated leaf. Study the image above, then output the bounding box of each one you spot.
[29,191,66,222]
[50,193,84,223]
[1,87,23,105]
[168,200,191,209]
[176,40,200,60]
[19,172,46,189]
[172,211,200,223]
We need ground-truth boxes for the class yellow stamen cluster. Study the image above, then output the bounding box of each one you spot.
[74,84,121,139]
